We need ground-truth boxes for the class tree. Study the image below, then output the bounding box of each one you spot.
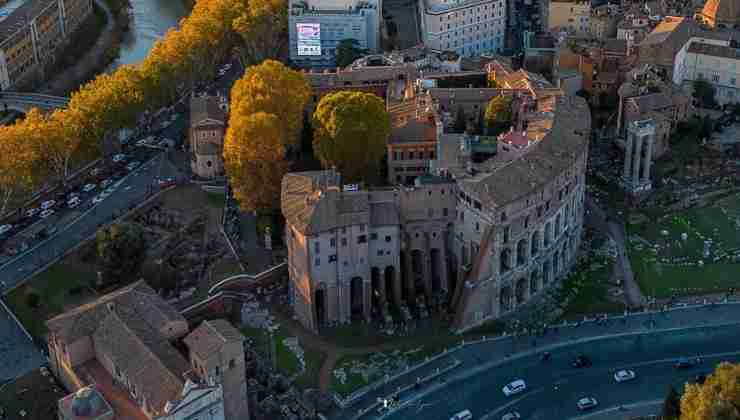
[230,60,310,148]
[25,292,41,309]
[142,260,178,295]
[0,122,37,216]
[484,95,513,136]
[224,112,289,211]
[681,362,740,420]
[335,39,365,68]
[312,91,391,183]
[487,78,499,88]
[96,223,147,287]
[663,386,681,419]
[232,0,287,64]
[692,79,717,109]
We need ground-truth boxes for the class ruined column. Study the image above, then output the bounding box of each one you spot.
[439,246,450,293]
[363,280,372,322]
[642,134,654,182]
[623,132,633,180]
[422,250,433,298]
[404,251,416,302]
[631,135,643,185]
[393,266,403,307]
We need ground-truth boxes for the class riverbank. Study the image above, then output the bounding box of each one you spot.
[38,0,131,96]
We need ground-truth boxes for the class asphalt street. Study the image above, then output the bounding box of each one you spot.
[381,323,740,420]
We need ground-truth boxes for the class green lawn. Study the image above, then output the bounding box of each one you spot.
[206,192,226,209]
[628,193,740,298]
[560,257,624,317]
[6,262,98,339]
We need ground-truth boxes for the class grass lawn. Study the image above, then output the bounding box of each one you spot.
[6,261,98,339]
[628,193,740,298]
[561,257,624,317]
[206,192,226,209]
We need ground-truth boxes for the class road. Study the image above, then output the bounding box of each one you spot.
[380,323,740,420]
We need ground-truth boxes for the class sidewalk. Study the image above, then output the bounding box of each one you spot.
[338,302,740,420]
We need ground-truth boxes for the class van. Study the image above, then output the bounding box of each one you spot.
[450,409,473,420]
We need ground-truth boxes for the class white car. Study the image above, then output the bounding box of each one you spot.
[92,194,105,204]
[40,209,55,219]
[103,186,116,196]
[126,161,140,171]
[223,63,232,70]
[82,183,96,193]
[501,412,521,420]
[112,153,127,163]
[40,200,56,210]
[101,179,114,189]
[0,224,12,235]
[577,397,598,411]
[67,197,81,208]
[449,409,473,420]
[614,369,636,383]
[25,207,39,217]
[503,379,527,397]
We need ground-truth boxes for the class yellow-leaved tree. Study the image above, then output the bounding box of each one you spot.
[681,362,740,420]
[0,122,38,215]
[312,91,391,183]
[232,0,287,64]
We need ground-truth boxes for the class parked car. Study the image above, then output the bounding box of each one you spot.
[675,358,693,369]
[577,397,598,411]
[101,179,114,189]
[614,369,636,383]
[82,183,96,193]
[67,197,81,208]
[112,153,128,163]
[90,167,102,176]
[25,207,39,217]
[0,224,13,235]
[502,379,527,397]
[40,200,56,210]
[572,355,591,368]
[92,194,105,204]
[501,412,521,420]
[40,209,55,219]
[126,161,141,171]
[449,409,473,420]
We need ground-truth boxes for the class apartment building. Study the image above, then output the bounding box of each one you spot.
[47,281,249,420]
[673,37,740,105]
[548,0,590,37]
[288,0,380,68]
[419,0,507,57]
[0,0,93,90]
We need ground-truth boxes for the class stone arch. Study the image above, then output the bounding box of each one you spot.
[500,285,512,311]
[430,248,442,292]
[314,285,327,327]
[530,270,539,295]
[516,238,528,266]
[515,277,527,304]
[531,230,540,256]
[350,276,364,320]
[371,267,382,317]
[544,222,552,247]
[500,248,512,274]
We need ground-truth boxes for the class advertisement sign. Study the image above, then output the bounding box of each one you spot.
[297,23,322,56]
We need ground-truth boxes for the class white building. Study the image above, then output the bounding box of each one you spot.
[418,0,507,57]
[673,37,740,105]
[288,0,380,68]
[548,0,590,37]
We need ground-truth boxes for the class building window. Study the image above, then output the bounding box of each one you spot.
[377,250,384,256]
[360,224,365,232]
[371,233,378,240]
[206,160,212,167]
[385,235,392,242]
[315,258,320,266]
[503,226,510,243]
[229,359,236,369]
[330,238,336,248]
[357,235,367,244]
[501,212,507,222]
[329,255,337,262]
[524,216,530,229]
[443,208,448,216]
[314,242,320,253]
[341,238,347,247]
[545,200,551,211]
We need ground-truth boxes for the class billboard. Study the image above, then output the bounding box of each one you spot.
[297,23,322,56]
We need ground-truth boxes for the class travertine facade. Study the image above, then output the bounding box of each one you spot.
[282,62,591,333]
[189,94,227,179]
[0,0,93,90]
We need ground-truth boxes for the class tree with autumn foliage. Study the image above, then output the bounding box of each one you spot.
[232,0,287,64]
[484,95,512,136]
[312,91,391,183]
[224,112,289,211]
[681,362,740,420]
[0,123,38,216]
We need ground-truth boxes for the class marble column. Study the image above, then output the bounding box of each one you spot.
[439,246,450,293]
[363,280,371,322]
[631,135,643,184]
[623,132,633,179]
[405,251,416,302]
[392,266,403,307]
[642,134,654,182]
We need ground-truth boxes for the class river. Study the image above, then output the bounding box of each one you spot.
[107,0,189,70]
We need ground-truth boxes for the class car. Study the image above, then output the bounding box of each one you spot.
[90,167,102,176]
[614,369,636,383]
[112,153,127,163]
[25,207,39,217]
[501,412,521,420]
[82,183,96,193]
[40,200,56,210]
[67,192,80,201]
[101,179,114,189]
[126,161,140,171]
[572,355,591,368]
[40,209,55,219]
[103,186,116,196]
[223,63,232,70]
[449,409,473,420]
[502,379,527,397]
[92,194,105,204]
[67,197,81,208]
[0,224,13,235]
[675,358,693,369]
[577,397,598,411]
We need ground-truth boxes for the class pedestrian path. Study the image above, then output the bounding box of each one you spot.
[338,302,740,420]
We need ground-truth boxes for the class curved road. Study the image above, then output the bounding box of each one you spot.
[381,323,740,420]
